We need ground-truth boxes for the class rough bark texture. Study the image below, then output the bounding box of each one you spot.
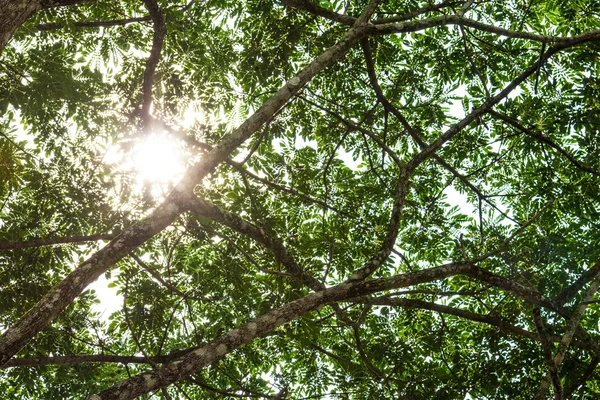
[0,197,187,366]
[0,13,370,368]
[0,0,97,53]
[90,262,475,399]
[0,0,42,54]
[88,259,568,399]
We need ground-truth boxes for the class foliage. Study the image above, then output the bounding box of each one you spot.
[1,0,600,398]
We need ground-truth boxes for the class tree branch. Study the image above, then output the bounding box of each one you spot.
[90,261,481,399]
[536,272,600,399]
[36,16,151,31]
[186,196,324,292]
[0,233,115,250]
[368,15,600,44]
[140,0,166,128]
[1,347,198,368]
[488,110,600,179]
[532,307,562,398]
[406,36,600,172]
[0,10,371,368]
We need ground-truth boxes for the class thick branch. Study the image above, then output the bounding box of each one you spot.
[0,1,43,54]
[140,0,166,127]
[89,259,576,399]
[0,13,370,367]
[90,261,479,399]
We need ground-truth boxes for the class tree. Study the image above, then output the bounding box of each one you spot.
[1,0,600,398]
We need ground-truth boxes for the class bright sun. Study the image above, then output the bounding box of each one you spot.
[104,133,186,198]
[132,134,185,183]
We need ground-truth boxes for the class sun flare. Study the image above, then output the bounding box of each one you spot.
[104,133,187,199]
[133,134,185,184]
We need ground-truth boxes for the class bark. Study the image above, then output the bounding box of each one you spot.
[0,0,96,54]
[91,261,476,399]
[140,0,166,128]
[536,272,600,399]
[0,9,372,367]
[89,258,565,399]
[0,234,115,250]
[0,0,43,54]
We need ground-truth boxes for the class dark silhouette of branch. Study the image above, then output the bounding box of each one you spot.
[0,0,371,367]
[532,308,562,398]
[0,233,115,250]
[187,195,325,292]
[140,0,166,128]
[281,0,355,25]
[564,356,600,398]
[40,0,97,7]
[130,253,188,298]
[36,16,151,31]
[554,262,600,306]
[1,347,198,368]
[536,272,600,399]
[488,110,600,179]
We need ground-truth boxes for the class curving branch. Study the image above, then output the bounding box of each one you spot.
[36,16,151,31]
[0,8,373,368]
[88,257,585,399]
[532,307,562,398]
[368,16,600,44]
[282,0,600,45]
[280,0,356,25]
[186,195,325,291]
[366,296,540,340]
[1,346,199,369]
[89,261,477,399]
[140,0,167,128]
[488,110,600,179]
[0,233,115,250]
[536,272,600,399]
[347,166,410,281]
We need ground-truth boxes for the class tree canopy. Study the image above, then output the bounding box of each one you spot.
[2,0,600,398]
